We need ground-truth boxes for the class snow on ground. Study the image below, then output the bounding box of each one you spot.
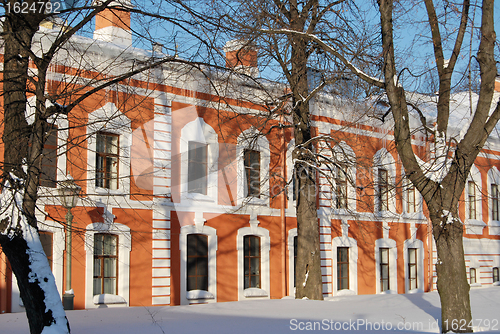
[2,287,500,333]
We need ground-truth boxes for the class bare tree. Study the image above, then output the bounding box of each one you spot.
[173,0,499,331]
[0,1,210,332]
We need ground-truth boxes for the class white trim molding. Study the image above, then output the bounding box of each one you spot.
[236,127,270,206]
[179,216,218,305]
[403,238,424,293]
[237,221,270,300]
[179,118,218,203]
[331,141,357,213]
[87,102,132,197]
[287,228,297,296]
[85,218,131,309]
[373,148,397,215]
[375,237,397,294]
[332,234,358,295]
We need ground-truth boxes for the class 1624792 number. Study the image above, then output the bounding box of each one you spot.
[444,319,499,331]
[6,1,61,14]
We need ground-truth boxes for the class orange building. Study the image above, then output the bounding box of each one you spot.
[1,4,500,313]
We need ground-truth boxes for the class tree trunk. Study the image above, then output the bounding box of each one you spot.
[1,6,71,333]
[291,33,323,300]
[431,209,472,333]
[0,232,70,334]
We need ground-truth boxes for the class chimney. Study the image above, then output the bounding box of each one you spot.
[94,0,132,47]
[223,40,258,77]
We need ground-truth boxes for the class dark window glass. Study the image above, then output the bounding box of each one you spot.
[187,234,209,291]
[492,184,499,221]
[408,248,417,290]
[468,181,476,219]
[188,141,208,195]
[93,234,118,295]
[96,132,119,190]
[244,149,260,197]
[378,169,388,211]
[470,268,476,284]
[244,235,261,289]
[407,185,416,213]
[380,248,390,291]
[336,166,347,209]
[337,247,349,290]
[493,267,499,283]
[40,126,58,188]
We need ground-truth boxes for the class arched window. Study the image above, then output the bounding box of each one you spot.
[493,267,499,283]
[187,234,209,291]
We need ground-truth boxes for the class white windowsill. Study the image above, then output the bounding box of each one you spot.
[186,290,215,300]
[243,288,268,298]
[93,294,127,305]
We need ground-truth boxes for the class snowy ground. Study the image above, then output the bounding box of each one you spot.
[2,287,500,333]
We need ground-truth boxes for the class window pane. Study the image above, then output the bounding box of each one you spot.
[94,234,103,255]
[493,268,499,282]
[93,278,101,296]
[186,234,209,291]
[380,248,388,264]
[408,248,416,263]
[104,278,116,294]
[94,258,101,276]
[250,258,260,275]
[244,150,260,197]
[188,141,208,195]
[104,258,116,277]
[103,235,117,256]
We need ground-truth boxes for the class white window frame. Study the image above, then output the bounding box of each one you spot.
[179,118,218,202]
[332,236,358,295]
[401,169,423,217]
[237,224,270,300]
[403,239,424,293]
[26,96,69,192]
[286,139,296,209]
[331,142,356,213]
[375,238,397,294]
[236,128,270,206]
[287,228,298,296]
[487,167,500,235]
[373,148,396,215]
[87,102,132,196]
[467,256,482,287]
[465,165,485,234]
[85,221,131,308]
[179,224,218,305]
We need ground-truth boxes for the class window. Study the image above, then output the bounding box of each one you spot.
[187,234,208,291]
[470,268,476,284]
[406,185,416,213]
[244,149,260,197]
[293,235,297,288]
[337,247,349,290]
[380,248,389,291]
[93,234,118,295]
[408,248,417,290]
[468,181,476,220]
[492,184,499,221]
[493,267,499,283]
[40,126,57,187]
[244,235,261,289]
[39,231,53,270]
[336,165,348,210]
[188,141,208,195]
[96,132,119,190]
[378,169,388,212]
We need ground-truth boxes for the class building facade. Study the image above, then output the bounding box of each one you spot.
[1,5,500,313]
